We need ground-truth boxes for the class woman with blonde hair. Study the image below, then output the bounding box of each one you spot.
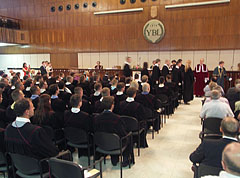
[183,60,194,104]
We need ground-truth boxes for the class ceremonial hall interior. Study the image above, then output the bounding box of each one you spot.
[0,0,240,178]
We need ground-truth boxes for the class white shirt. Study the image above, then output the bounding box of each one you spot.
[126,97,134,102]
[205,97,230,105]
[26,87,31,91]
[40,89,46,93]
[100,97,103,102]
[116,91,123,96]
[71,107,80,113]
[201,171,240,178]
[126,84,130,87]
[94,91,101,96]
[200,99,234,119]
[222,136,238,142]
[12,117,31,128]
[66,82,71,85]
[124,61,130,65]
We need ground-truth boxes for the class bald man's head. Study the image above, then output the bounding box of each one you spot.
[220,117,239,138]
[222,142,240,176]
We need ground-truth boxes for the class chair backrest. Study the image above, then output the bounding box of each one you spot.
[64,127,88,144]
[198,164,222,178]
[94,132,120,151]
[49,158,84,178]
[120,116,139,132]
[203,118,222,134]
[9,153,41,175]
[0,152,6,165]
[157,94,169,103]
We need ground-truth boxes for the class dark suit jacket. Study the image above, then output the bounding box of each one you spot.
[123,64,132,77]
[65,84,75,94]
[190,138,238,168]
[40,66,47,75]
[32,97,40,110]
[135,93,161,111]
[6,106,16,124]
[141,68,149,78]
[58,91,71,107]
[0,109,6,128]
[94,111,127,138]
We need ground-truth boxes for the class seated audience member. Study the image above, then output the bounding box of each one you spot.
[4,98,59,160]
[226,80,240,112]
[55,75,61,83]
[200,90,234,119]
[30,85,41,109]
[0,127,5,153]
[119,87,147,147]
[136,83,161,131]
[125,77,131,92]
[110,79,118,96]
[90,82,102,107]
[0,89,6,128]
[6,89,25,124]
[0,80,10,109]
[58,81,71,107]
[23,79,33,98]
[204,81,218,98]
[155,76,173,97]
[204,86,230,105]
[34,75,42,86]
[234,101,240,120]
[139,75,149,91]
[33,94,63,131]
[64,94,91,131]
[94,87,110,113]
[47,72,56,86]
[78,75,91,97]
[39,81,48,95]
[190,117,239,177]
[49,84,67,113]
[202,142,240,178]
[141,62,149,78]
[130,81,139,91]
[113,82,127,113]
[74,87,91,114]
[94,96,134,167]
[134,73,141,86]
[15,81,24,91]
[65,76,74,94]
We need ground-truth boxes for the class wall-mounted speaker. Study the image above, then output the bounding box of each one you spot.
[141,0,146,2]
[92,2,97,7]
[130,0,136,3]
[83,2,88,8]
[74,4,79,9]
[58,5,63,12]
[120,0,126,5]
[51,6,55,12]
[66,4,71,10]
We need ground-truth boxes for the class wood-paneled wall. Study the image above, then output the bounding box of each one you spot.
[50,53,78,69]
[0,0,239,54]
[0,27,29,44]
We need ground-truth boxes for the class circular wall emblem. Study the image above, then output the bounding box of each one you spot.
[143,19,165,44]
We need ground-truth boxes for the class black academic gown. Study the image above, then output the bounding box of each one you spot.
[5,122,59,160]
[162,65,169,79]
[152,65,161,85]
[123,63,132,77]
[183,68,194,103]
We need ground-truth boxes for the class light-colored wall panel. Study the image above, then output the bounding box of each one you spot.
[127,52,138,68]
[170,51,182,61]
[193,51,207,69]
[159,51,170,66]
[109,52,118,69]
[99,52,109,68]
[90,53,100,69]
[82,53,91,68]
[219,50,234,71]
[149,52,159,66]
[182,51,194,68]
[206,51,220,70]
[78,53,83,68]
[118,52,128,69]
[233,50,240,71]
[138,52,149,68]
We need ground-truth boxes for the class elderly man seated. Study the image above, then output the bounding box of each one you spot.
[202,142,240,178]
[200,90,234,119]
[190,117,239,177]
[204,86,229,105]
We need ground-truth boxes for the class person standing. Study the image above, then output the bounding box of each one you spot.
[95,61,103,70]
[141,62,149,78]
[183,60,194,104]
[22,62,30,77]
[194,58,209,97]
[40,61,47,76]
[172,61,183,100]
[213,61,231,89]
[162,60,170,79]
[123,57,132,78]
[151,59,161,85]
